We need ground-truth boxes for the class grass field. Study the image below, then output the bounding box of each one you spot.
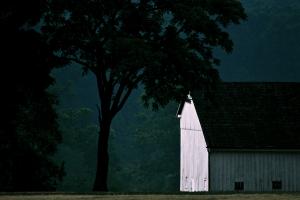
[1,193,300,200]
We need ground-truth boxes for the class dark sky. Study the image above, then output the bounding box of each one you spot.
[217,0,300,82]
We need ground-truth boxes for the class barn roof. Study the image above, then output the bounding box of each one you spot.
[192,82,300,149]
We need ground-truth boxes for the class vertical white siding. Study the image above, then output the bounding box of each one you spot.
[210,151,300,192]
[179,100,208,192]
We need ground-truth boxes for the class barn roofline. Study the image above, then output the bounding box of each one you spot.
[176,95,192,117]
[176,100,185,117]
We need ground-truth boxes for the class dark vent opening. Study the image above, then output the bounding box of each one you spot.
[272,181,282,190]
[234,181,244,191]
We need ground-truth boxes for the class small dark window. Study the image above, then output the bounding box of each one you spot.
[235,182,244,191]
[272,181,282,190]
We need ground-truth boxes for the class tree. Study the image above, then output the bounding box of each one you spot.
[43,0,246,191]
[109,100,180,192]
[0,0,64,191]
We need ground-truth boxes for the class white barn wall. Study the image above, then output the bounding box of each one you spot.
[209,151,300,192]
[179,99,208,192]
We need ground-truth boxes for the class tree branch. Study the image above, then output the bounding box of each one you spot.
[111,82,125,113]
[96,104,102,123]
[113,75,142,115]
[110,71,134,114]
[96,72,106,111]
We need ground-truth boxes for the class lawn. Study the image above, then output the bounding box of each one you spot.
[1,193,300,200]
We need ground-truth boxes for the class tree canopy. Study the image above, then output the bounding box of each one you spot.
[44,0,246,110]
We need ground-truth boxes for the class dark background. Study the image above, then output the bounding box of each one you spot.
[51,0,300,192]
[1,0,299,192]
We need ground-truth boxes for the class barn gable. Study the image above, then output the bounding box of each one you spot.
[177,95,202,131]
[177,94,209,192]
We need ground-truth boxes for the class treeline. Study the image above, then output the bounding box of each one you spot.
[0,1,64,191]
[51,67,180,192]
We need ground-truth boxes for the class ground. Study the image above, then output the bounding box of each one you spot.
[1,193,300,200]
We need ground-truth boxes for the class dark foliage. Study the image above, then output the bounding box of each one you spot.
[0,0,64,191]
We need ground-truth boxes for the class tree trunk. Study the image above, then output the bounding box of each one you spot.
[93,118,111,191]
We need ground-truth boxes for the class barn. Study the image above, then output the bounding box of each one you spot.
[177,82,300,192]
